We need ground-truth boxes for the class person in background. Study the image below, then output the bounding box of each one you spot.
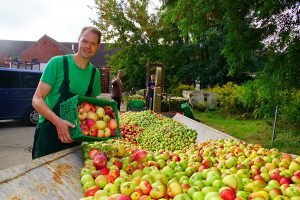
[146,74,155,109]
[111,70,123,110]
[31,26,102,159]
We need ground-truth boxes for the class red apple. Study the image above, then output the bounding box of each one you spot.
[219,188,236,200]
[78,108,88,120]
[80,123,90,135]
[100,167,110,175]
[86,118,96,128]
[84,185,100,197]
[88,149,100,159]
[81,102,91,112]
[107,119,118,130]
[139,180,152,195]
[104,105,113,115]
[279,177,292,185]
[94,154,108,170]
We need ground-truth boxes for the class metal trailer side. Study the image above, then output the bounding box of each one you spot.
[0,146,84,200]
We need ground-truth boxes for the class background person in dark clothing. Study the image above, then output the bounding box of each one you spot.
[146,74,155,109]
[111,70,123,110]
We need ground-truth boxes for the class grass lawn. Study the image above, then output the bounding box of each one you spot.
[193,110,300,155]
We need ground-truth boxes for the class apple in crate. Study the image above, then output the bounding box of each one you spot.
[107,119,118,130]
[81,102,91,112]
[95,120,106,130]
[78,108,88,120]
[87,111,98,121]
[89,127,98,137]
[80,123,90,136]
[96,107,105,118]
[103,114,111,122]
[104,127,111,137]
[104,105,113,115]
[97,129,105,138]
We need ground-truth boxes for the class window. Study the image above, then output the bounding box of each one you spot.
[21,72,41,88]
[0,70,21,88]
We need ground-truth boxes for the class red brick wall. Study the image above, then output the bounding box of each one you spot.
[20,36,64,63]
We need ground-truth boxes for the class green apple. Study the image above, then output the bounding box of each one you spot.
[167,181,183,198]
[173,193,192,200]
[94,174,108,189]
[192,191,205,200]
[120,181,136,196]
[94,190,109,200]
[187,186,200,197]
[81,174,94,185]
[161,166,175,179]
[204,192,219,200]
[103,183,119,196]
[212,179,225,190]
[222,174,238,189]
[189,172,203,185]
[205,175,220,186]
[201,186,216,195]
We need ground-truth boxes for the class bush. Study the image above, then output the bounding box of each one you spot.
[193,101,207,112]
[211,82,240,113]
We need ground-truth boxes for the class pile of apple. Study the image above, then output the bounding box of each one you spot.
[79,139,300,200]
[120,111,197,151]
[119,124,143,145]
[78,102,118,138]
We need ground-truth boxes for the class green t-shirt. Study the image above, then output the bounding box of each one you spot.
[40,54,101,122]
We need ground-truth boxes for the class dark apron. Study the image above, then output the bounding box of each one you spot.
[32,56,96,159]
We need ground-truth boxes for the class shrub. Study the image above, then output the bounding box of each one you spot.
[211,82,240,113]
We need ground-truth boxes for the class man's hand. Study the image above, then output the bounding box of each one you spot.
[56,119,75,143]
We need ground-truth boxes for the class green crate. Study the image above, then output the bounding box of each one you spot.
[60,95,121,141]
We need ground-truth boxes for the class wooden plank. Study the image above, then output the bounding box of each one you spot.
[0,146,84,200]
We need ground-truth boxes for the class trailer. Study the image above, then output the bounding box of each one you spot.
[0,114,233,200]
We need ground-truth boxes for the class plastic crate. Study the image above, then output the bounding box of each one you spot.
[60,95,121,141]
[181,102,195,119]
[127,99,145,111]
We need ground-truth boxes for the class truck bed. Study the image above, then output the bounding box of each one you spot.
[0,113,233,200]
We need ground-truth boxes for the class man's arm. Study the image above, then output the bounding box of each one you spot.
[32,81,74,143]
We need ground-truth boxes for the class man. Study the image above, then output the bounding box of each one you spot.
[111,70,123,110]
[31,26,102,159]
[146,74,155,109]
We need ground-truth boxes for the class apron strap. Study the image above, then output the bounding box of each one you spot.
[59,56,70,95]
[85,66,96,97]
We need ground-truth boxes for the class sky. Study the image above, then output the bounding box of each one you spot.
[0,0,98,42]
[0,0,161,43]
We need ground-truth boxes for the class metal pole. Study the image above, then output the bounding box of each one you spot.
[272,106,278,146]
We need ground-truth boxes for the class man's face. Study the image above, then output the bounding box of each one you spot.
[78,30,100,59]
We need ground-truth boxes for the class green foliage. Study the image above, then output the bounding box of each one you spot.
[172,84,194,97]
[211,82,240,113]
[193,101,207,112]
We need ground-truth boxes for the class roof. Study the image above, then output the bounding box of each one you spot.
[0,36,118,67]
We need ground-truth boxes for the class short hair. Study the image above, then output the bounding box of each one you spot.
[118,70,123,73]
[79,26,102,44]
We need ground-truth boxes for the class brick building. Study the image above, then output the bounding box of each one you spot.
[0,35,118,92]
